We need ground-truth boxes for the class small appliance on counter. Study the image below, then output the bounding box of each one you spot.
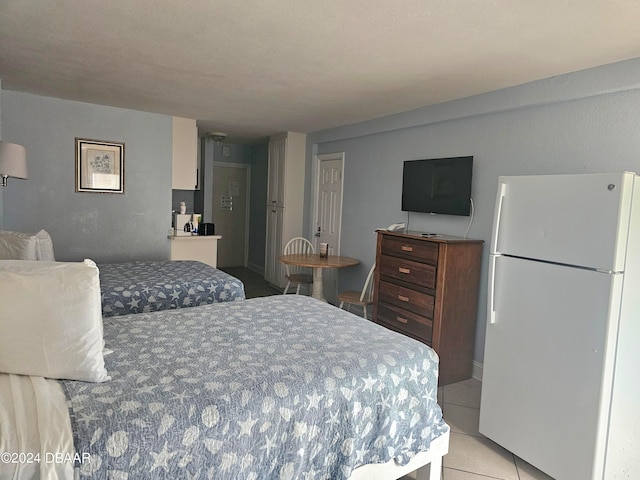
[198,223,215,236]
[191,214,202,234]
[173,213,192,236]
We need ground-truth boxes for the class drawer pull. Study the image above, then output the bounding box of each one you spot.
[398,267,411,274]
[397,294,409,302]
[396,316,409,324]
[401,245,413,252]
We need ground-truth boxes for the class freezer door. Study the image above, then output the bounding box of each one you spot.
[490,173,634,272]
[480,256,622,480]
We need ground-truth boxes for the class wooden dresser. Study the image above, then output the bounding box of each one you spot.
[372,230,483,385]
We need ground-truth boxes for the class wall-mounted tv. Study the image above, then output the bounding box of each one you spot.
[401,156,473,216]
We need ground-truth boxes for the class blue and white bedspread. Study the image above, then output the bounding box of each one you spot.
[98,260,245,317]
[60,295,449,480]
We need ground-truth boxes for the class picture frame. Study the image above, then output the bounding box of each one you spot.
[75,138,125,193]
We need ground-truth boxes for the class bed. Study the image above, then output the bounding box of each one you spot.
[0,261,449,480]
[98,260,245,317]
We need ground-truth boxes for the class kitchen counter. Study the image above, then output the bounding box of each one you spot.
[168,235,222,268]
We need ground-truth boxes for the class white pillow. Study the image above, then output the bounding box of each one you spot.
[0,259,109,382]
[0,230,38,260]
[35,229,56,261]
[0,229,56,261]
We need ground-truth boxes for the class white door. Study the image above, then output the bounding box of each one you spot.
[212,163,250,268]
[314,153,344,302]
[480,255,622,480]
[492,173,633,270]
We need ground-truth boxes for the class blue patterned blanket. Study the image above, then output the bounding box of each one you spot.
[98,260,245,317]
[60,295,448,479]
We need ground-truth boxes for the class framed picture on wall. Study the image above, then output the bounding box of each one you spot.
[75,138,125,193]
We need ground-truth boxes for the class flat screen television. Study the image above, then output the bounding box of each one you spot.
[401,156,473,216]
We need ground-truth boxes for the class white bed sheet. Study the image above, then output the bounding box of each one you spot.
[0,373,75,480]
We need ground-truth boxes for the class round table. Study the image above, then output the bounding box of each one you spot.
[279,253,359,301]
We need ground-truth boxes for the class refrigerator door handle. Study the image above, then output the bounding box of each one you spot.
[488,254,498,324]
[490,182,507,254]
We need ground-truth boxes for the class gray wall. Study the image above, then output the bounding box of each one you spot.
[307,57,640,368]
[1,90,172,262]
[172,189,196,216]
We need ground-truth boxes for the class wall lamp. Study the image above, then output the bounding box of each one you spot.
[0,141,28,187]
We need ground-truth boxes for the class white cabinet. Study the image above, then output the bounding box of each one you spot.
[267,137,286,207]
[169,235,221,268]
[264,132,306,288]
[264,206,284,286]
[172,117,198,190]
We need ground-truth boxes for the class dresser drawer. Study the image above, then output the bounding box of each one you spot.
[378,280,435,318]
[381,235,438,264]
[379,255,436,289]
[376,302,433,343]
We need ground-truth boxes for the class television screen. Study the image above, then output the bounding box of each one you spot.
[401,156,473,216]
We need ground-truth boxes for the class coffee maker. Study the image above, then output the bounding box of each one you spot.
[173,213,192,236]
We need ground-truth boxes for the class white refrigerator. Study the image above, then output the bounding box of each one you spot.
[479,173,640,480]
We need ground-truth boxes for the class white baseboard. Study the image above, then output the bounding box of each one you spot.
[247,262,264,276]
[472,361,483,383]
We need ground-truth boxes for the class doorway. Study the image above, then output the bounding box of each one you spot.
[212,163,250,268]
[314,153,344,303]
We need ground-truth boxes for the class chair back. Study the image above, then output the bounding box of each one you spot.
[283,237,315,275]
[359,263,376,303]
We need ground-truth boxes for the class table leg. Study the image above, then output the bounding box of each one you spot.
[311,268,326,302]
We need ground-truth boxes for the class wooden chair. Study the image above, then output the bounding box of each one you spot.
[338,263,376,319]
[283,237,315,295]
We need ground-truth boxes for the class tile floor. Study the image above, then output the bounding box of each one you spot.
[220,267,554,480]
[218,266,281,298]
[426,378,553,480]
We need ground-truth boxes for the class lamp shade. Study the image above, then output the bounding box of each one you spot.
[0,141,28,180]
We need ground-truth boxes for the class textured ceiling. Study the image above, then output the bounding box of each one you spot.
[1,0,640,143]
